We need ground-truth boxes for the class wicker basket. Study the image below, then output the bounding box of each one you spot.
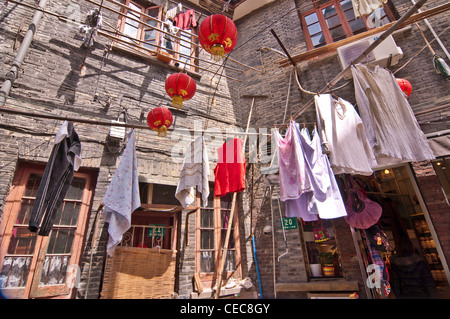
[100,247,177,299]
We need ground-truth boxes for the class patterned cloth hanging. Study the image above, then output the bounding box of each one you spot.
[102,130,141,257]
[175,136,210,208]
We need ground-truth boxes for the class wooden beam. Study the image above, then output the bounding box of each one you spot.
[276,281,360,292]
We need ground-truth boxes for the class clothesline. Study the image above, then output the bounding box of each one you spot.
[0,104,271,136]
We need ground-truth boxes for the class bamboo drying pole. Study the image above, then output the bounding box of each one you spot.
[85,0,263,73]
[0,104,271,136]
[98,30,241,81]
[415,22,436,55]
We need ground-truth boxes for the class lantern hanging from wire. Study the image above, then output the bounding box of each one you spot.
[165,73,196,109]
[147,106,173,137]
[198,14,238,61]
[396,78,412,98]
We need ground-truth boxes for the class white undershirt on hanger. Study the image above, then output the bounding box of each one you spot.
[315,94,376,176]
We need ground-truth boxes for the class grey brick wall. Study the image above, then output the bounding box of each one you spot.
[1,0,449,300]
[229,0,449,299]
[0,0,247,299]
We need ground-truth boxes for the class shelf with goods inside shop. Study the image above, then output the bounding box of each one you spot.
[354,165,450,298]
[302,218,344,279]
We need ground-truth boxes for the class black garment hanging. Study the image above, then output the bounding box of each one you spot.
[28,122,81,236]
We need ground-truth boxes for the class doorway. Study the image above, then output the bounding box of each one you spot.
[345,165,450,298]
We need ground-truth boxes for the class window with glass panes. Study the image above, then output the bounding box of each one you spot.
[0,163,95,299]
[196,189,241,281]
[301,0,396,50]
[118,0,198,71]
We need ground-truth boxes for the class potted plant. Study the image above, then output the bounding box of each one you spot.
[319,252,335,277]
[309,247,322,277]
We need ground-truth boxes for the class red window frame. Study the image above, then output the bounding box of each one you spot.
[301,0,396,50]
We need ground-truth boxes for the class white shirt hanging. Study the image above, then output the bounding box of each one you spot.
[351,64,435,166]
[351,0,386,18]
[315,93,376,175]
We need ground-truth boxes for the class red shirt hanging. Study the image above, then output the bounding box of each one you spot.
[214,138,246,197]
[173,10,197,30]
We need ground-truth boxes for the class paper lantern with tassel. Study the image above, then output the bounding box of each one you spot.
[165,73,196,109]
[198,14,237,61]
[147,106,173,137]
[396,78,412,98]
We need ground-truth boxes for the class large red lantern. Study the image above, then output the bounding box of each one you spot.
[198,14,238,60]
[396,78,412,98]
[147,106,173,137]
[165,73,196,109]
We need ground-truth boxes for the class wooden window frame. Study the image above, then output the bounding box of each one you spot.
[195,193,242,288]
[301,0,396,50]
[0,163,95,299]
[117,0,198,71]
[117,0,163,50]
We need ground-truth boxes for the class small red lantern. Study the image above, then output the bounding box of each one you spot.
[165,73,196,109]
[147,106,173,137]
[396,78,412,98]
[198,14,238,61]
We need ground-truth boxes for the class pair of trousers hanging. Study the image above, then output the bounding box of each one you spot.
[28,121,82,236]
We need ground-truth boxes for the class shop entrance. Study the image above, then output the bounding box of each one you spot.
[344,165,450,299]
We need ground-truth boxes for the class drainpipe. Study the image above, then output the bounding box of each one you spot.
[410,0,450,61]
[0,0,49,107]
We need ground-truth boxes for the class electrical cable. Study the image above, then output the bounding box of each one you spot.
[393,24,450,75]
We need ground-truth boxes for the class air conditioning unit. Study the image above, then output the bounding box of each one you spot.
[337,33,403,79]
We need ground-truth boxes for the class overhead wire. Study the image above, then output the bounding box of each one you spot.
[3,0,440,139]
[393,24,450,75]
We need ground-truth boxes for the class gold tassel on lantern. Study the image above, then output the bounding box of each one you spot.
[172,95,183,109]
[157,125,168,137]
[210,44,225,61]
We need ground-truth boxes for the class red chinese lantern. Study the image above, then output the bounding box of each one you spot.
[198,14,238,60]
[165,73,196,109]
[396,78,412,98]
[147,106,173,137]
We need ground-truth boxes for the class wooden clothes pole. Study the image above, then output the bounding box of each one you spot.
[214,97,255,299]
[214,191,237,299]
